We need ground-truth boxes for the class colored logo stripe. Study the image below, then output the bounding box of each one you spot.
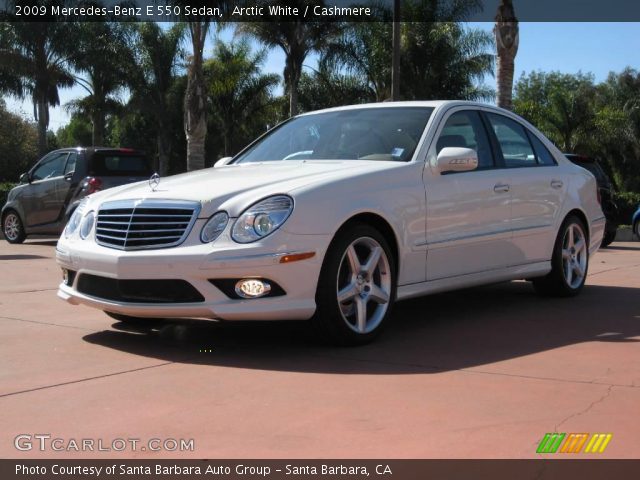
[537,433,565,453]
[560,433,589,453]
[537,433,612,454]
[584,433,613,453]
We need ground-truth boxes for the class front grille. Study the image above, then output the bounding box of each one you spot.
[96,200,199,250]
[77,274,205,303]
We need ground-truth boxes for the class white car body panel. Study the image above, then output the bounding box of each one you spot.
[56,101,605,322]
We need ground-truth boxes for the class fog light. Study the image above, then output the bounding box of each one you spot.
[62,268,69,285]
[234,279,271,299]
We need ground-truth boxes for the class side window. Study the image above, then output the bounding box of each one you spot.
[436,111,494,169]
[526,131,557,166]
[486,113,537,168]
[64,152,78,175]
[31,152,69,181]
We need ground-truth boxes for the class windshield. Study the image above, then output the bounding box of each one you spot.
[234,107,434,164]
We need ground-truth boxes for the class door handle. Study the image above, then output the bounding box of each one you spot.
[494,183,510,193]
[64,172,73,181]
[551,179,564,189]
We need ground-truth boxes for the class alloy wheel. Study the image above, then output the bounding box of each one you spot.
[3,213,21,241]
[336,236,392,334]
[562,222,587,289]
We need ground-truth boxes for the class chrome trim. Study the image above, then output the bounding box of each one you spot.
[427,224,552,247]
[95,199,200,251]
[210,251,301,263]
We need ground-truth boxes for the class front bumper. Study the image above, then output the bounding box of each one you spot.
[56,224,329,321]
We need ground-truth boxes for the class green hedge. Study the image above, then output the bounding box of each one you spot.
[1,182,16,208]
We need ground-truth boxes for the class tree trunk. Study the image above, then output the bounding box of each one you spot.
[184,71,206,171]
[92,112,105,147]
[289,79,299,117]
[184,22,208,171]
[288,57,302,117]
[35,97,48,155]
[494,1,519,111]
[156,129,171,176]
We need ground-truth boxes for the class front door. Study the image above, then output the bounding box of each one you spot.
[424,109,514,281]
[24,151,69,227]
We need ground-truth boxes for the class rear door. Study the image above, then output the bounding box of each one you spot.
[484,113,565,265]
[23,151,69,226]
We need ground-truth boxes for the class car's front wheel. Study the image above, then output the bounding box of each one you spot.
[312,224,396,346]
[533,215,589,297]
[2,210,26,244]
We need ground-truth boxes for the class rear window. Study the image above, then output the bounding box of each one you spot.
[89,153,152,176]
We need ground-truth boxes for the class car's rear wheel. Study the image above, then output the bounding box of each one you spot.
[312,224,396,346]
[533,215,589,297]
[2,210,26,244]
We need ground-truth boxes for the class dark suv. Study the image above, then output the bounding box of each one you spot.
[565,154,618,247]
[2,147,152,243]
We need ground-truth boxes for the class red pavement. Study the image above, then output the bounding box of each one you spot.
[1,238,639,458]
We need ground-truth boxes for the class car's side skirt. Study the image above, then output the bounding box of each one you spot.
[396,261,551,301]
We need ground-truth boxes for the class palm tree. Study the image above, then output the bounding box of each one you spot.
[236,1,338,116]
[0,19,75,154]
[129,23,185,175]
[204,39,279,157]
[494,0,519,110]
[321,14,393,102]
[401,22,494,101]
[297,64,374,112]
[68,22,132,146]
[323,1,493,102]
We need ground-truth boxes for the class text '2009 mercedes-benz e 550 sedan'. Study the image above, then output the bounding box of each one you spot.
[56,101,605,345]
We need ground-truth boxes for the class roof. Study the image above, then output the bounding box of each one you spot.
[298,100,498,116]
[51,147,145,154]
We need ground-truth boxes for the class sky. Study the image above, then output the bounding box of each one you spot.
[4,22,640,131]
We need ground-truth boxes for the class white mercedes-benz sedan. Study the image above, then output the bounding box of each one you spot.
[56,101,605,345]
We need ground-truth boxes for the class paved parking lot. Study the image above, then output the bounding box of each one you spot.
[1,238,639,458]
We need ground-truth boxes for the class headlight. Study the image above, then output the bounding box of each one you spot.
[200,211,229,243]
[63,200,87,238]
[232,195,293,243]
[79,211,95,239]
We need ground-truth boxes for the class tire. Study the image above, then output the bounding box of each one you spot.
[105,312,161,324]
[600,229,616,248]
[635,221,640,241]
[533,215,589,297]
[2,210,26,244]
[312,224,396,346]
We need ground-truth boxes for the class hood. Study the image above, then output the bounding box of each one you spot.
[87,160,397,217]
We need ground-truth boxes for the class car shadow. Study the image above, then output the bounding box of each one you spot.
[0,254,48,260]
[25,239,58,247]
[605,245,640,251]
[82,282,640,375]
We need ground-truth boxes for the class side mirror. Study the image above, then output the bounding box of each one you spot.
[214,157,233,168]
[19,172,30,184]
[435,147,478,174]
